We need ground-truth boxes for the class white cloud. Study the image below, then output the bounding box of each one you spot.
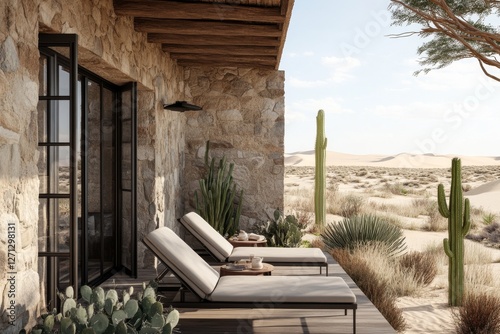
[288,56,362,88]
[288,76,329,88]
[372,102,447,120]
[321,56,361,83]
[286,97,351,124]
[288,51,315,58]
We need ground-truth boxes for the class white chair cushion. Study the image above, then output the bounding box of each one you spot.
[210,276,356,303]
[181,212,234,261]
[228,247,327,264]
[143,227,219,298]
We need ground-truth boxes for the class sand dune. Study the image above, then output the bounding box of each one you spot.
[285,151,500,168]
[465,180,500,214]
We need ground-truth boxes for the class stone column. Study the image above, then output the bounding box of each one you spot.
[0,1,42,332]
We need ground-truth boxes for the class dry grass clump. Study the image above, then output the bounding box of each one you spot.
[350,244,421,297]
[338,193,365,217]
[467,222,500,248]
[398,251,437,286]
[465,264,494,288]
[464,240,493,265]
[453,291,500,334]
[331,248,407,332]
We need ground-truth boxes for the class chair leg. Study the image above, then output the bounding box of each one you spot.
[353,308,356,334]
[155,266,171,282]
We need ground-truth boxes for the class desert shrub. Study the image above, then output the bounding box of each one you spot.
[350,243,421,297]
[331,248,406,332]
[398,251,437,286]
[310,236,325,250]
[254,209,303,247]
[464,240,493,265]
[467,222,500,247]
[321,214,407,257]
[382,182,410,196]
[423,243,448,273]
[423,201,447,232]
[453,291,500,334]
[482,212,497,225]
[339,193,365,217]
[465,264,494,288]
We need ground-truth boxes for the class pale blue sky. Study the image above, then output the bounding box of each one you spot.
[279,0,500,156]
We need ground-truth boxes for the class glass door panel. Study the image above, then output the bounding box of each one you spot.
[119,83,137,278]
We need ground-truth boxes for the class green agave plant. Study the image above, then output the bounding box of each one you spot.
[321,214,407,257]
[25,281,179,334]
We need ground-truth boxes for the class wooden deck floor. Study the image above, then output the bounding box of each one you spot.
[100,254,396,334]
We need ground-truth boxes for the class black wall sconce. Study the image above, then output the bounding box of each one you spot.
[163,101,202,112]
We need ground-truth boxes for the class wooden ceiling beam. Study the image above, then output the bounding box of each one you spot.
[114,0,284,23]
[170,53,276,65]
[149,33,280,47]
[177,59,276,69]
[162,44,277,56]
[134,18,281,37]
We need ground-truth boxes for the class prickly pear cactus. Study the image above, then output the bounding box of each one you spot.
[438,158,471,306]
[28,281,179,334]
[315,109,327,227]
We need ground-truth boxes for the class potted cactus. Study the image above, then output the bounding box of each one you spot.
[25,281,180,334]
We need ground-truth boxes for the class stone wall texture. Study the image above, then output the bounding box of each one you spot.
[0,0,285,332]
[0,1,43,332]
[183,67,285,229]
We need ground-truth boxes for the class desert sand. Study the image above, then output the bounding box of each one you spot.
[284,151,500,333]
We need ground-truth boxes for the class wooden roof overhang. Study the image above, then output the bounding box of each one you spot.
[113,0,294,69]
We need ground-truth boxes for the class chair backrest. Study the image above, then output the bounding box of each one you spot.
[180,212,234,261]
[143,227,220,299]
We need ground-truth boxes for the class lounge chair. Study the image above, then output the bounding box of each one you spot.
[179,212,329,275]
[143,227,357,333]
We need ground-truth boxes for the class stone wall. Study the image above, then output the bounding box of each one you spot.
[183,67,285,229]
[0,0,286,332]
[38,0,187,266]
[0,1,43,332]
[0,0,186,332]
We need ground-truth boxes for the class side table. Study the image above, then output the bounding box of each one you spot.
[220,263,274,277]
[228,238,267,248]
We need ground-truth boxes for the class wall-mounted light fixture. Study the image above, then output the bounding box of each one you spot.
[163,101,202,112]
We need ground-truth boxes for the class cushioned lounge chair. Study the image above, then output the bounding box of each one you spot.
[179,212,329,275]
[143,227,357,334]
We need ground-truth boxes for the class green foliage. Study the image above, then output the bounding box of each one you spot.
[482,212,496,225]
[195,141,243,237]
[321,214,407,257]
[314,109,327,227]
[438,158,471,307]
[255,209,303,247]
[26,281,179,334]
[389,0,500,79]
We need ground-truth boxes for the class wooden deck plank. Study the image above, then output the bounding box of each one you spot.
[100,253,396,334]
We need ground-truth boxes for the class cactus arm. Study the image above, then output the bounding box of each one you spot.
[443,238,454,258]
[437,184,450,218]
[462,198,471,236]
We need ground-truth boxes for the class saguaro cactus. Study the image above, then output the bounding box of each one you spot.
[437,157,470,306]
[315,110,327,227]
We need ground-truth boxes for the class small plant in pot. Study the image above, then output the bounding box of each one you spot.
[24,281,180,334]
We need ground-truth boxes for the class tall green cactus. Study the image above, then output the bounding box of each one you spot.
[315,110,327,227]
[195,141,243,237]
[437,158,470,306]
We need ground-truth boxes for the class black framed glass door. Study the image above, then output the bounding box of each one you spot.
[118,83,137,278]
[38,34,137,306]
[38,34,79,307]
